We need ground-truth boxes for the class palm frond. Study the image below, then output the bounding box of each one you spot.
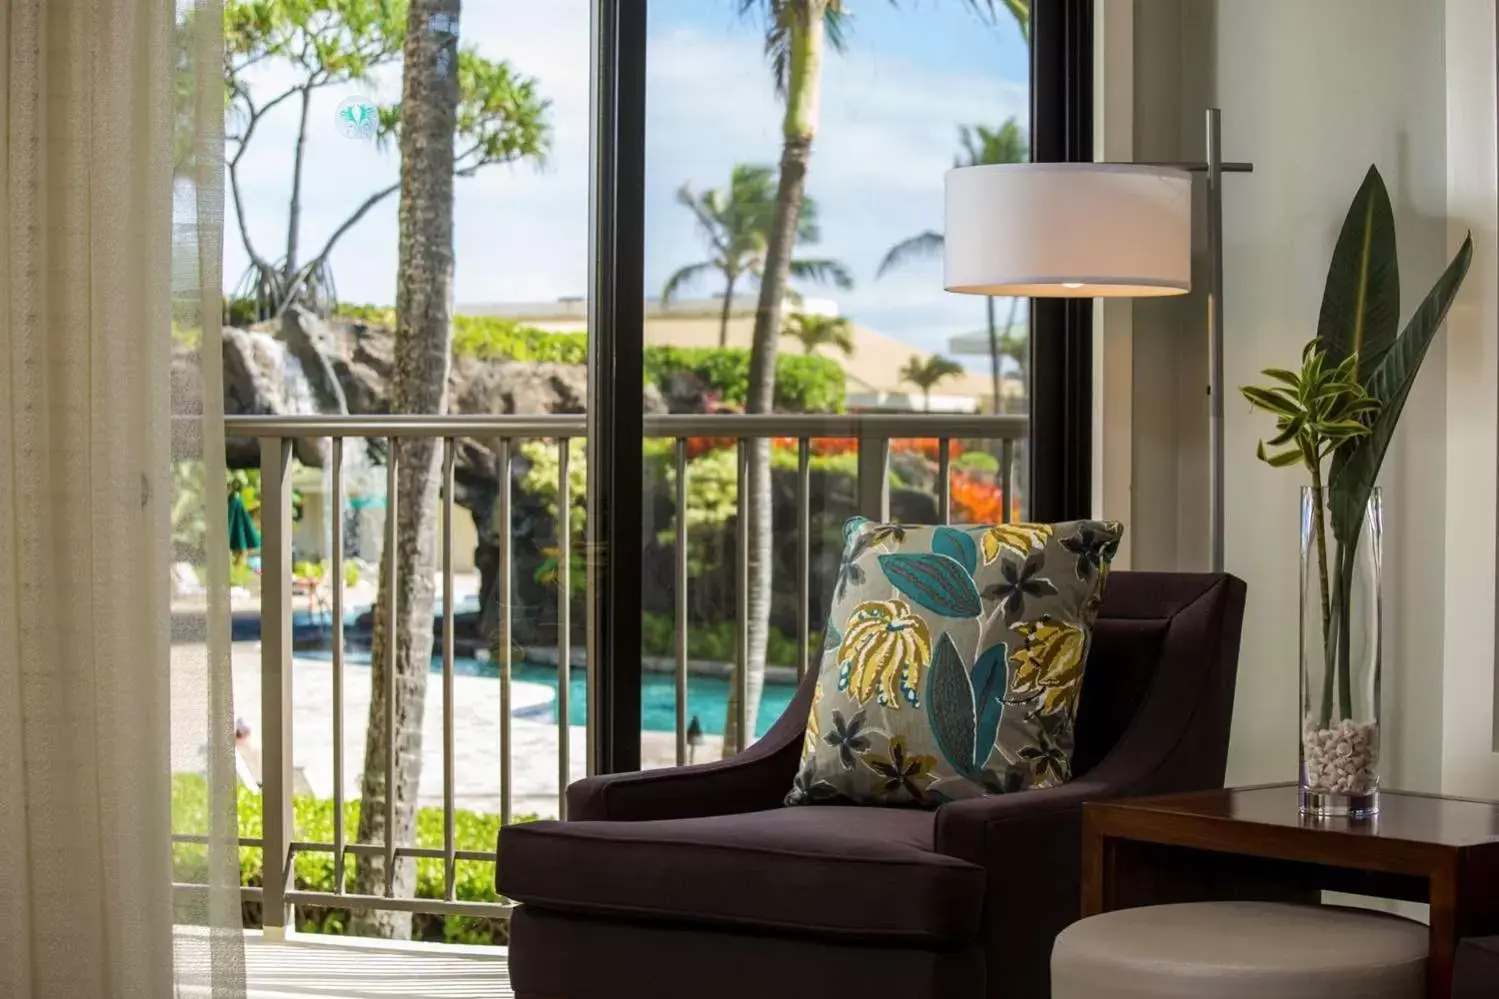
[956,119,1028,168]
[662,261,717,303]
[876,231,944,278]
[788,257,854,290]
[741,0,849,96]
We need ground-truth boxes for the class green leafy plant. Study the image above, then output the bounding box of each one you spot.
[641,612,813,668]
[1242,339,1378,724]
[171,774,534,944]
[1243,165,1473,725]
[450,315,588,364]
[954,451,1000,476]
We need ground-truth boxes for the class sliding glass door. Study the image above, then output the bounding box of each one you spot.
[585,0,1089,773]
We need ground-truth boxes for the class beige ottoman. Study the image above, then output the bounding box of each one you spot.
[1051,901,1426,999]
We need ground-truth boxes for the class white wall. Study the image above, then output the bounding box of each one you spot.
[1109,0,1499,796]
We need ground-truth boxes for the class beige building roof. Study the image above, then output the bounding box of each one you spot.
[461,297,1023,412]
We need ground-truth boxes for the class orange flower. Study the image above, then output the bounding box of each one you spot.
[951,469,1008,523]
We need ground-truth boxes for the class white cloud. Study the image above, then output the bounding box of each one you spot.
[224,3,1026,365]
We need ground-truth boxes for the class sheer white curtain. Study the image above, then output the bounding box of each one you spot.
[0,1,245,996]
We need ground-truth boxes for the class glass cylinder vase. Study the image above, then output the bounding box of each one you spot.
[1299,485,1382,818]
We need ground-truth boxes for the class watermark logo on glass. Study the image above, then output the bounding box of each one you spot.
[336,97,378,141]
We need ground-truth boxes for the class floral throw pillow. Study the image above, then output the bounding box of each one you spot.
[786,517,1123,808]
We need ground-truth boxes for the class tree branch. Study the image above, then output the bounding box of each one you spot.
[227,155,270,275]
[228,83,305,167]
[277,179,403,313]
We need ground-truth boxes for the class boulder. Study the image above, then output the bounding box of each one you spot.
[174,326,327,469]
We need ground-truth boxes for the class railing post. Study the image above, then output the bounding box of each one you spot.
[259,437,294,937]
[857,436,891,522]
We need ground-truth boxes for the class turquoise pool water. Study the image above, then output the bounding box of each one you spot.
[510,662,793,738]
[309,647,794,738]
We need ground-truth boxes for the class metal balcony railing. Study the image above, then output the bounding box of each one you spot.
[174,411,1028,933]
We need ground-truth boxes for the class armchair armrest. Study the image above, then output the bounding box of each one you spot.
[567,668,817,821]
[927,573,1245,999]
[936,573,1245,863]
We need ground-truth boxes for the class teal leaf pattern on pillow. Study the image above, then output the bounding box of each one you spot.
[970,642,1009,769]
[926,634,976,776]
[877,552,983,619]
[932,526,979,575]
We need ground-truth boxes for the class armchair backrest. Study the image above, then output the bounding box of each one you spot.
[1071,572,1246,788]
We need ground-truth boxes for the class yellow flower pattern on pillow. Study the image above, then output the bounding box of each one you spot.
[836,599,933,709]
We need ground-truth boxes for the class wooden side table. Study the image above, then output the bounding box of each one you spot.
[1082,784,1499,999]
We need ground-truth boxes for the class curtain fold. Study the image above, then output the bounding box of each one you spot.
[0,0,244,995]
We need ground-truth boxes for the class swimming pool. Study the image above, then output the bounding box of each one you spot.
[508,661,795,738]
[303,647,795,738]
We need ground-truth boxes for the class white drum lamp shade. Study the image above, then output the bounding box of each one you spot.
[944,163,1193,298]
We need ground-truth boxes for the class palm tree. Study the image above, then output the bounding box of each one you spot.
[901,354,965,411]
[664,164,850,347]
[877,119,1028,415]
[781,312,854,356]
[350,0,461,939]
[730,0,1029,756]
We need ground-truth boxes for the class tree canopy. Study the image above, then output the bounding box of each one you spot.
[224,0,550,318]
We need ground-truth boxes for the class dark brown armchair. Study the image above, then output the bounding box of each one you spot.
[497,572,1246,999]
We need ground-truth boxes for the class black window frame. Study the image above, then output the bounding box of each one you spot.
[1028,0,1094,522]
[588,0,1094,775]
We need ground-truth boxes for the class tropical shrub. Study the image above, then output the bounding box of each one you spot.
[171,774,532,945]
[641,611,813,668]
[642,346,845,413]
[452,315,588,364]
[954,451,1000,476]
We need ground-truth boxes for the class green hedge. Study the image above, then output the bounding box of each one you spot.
[452,315,589,364]
[641,610,815,668]
[641,346,844,414]
[333,306,845,413]
[171,774,533,945]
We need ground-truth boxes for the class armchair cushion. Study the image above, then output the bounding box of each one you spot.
[788,517,1122,807]
[500,804,985,944]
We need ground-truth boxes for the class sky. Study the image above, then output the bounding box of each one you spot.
[225,0,1030,369]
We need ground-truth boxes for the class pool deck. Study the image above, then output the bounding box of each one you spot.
[170,641,727,820]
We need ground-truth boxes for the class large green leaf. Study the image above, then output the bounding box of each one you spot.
[1316,167,1400,386]
[1329,234,1473,542]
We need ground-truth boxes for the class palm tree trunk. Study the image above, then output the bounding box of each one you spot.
[351,0,461,938]
[986,296,1001,415]
[726,0,825,757]
[718,273,736,348]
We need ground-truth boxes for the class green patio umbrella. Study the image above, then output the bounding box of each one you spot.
[227,490,260,555]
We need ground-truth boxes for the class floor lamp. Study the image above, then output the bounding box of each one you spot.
[944,108,1251,572]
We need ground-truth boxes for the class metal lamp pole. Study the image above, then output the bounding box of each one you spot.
[1141,108,1252,572]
